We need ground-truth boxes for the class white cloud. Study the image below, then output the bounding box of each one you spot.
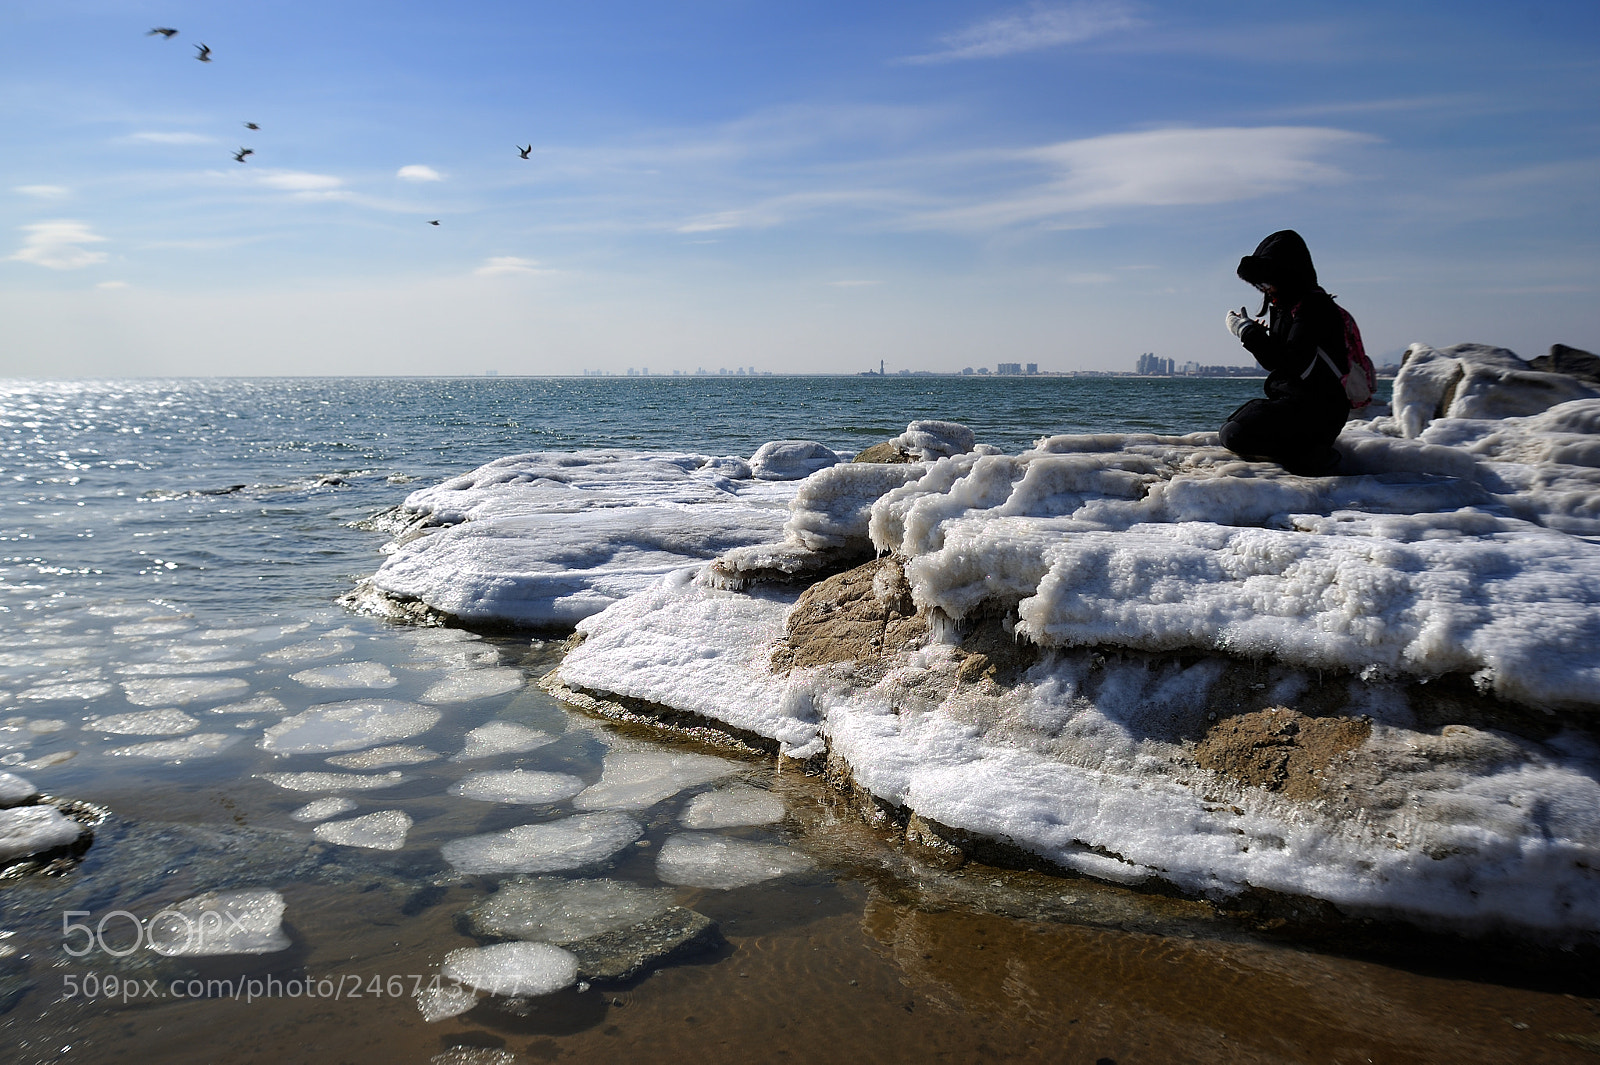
[474,256,554,277]
[909,126,1374,229]
[255,171,351,200]
[9,220,109,270]
[397,165,443,182]
[903,1,1139,63]
[14,185,69,199]
[125,131,216,145]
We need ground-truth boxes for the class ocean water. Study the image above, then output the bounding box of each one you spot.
[11,374,1593,1065]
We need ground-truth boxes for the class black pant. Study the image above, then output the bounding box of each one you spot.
[1220,396,1346,475]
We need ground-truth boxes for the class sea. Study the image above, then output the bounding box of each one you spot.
[4,374,1593,1065]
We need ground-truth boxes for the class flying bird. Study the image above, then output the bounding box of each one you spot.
[427,220,440,226]
[517,144,532,159]
[147,27,179,38]
[233,147,253,163]
[244,122,260,130]
[195,43,212,62]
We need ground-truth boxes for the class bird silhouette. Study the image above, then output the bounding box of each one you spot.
[195,43,212,62]
[427,220,440,226]
[147,27,178,38]
[517,144,532,159]
[244,122,260,130]
[233,147,254,163]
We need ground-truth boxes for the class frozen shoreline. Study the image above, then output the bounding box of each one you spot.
[355,343,1600,938]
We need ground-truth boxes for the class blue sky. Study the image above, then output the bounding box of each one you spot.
[3,0,1597,376]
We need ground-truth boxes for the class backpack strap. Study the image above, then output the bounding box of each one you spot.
[1302,346,1343,382]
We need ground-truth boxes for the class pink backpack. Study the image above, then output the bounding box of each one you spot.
[1301,296,1376,409]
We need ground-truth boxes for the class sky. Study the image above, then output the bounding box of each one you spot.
[2,0,1598,377]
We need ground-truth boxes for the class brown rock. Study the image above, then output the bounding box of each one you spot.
[770,556,926,672]
[852,441,913,463]
[1529,343,1600,385]
[1193,707,1370,802]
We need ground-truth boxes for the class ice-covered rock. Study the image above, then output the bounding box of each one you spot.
[354,449,799,627]
[441,941,578,997]
[261,700,440,755]
[0,772,39,807]
[441,812,643,874]
[1392,343,1600,439]
[313,810,413,850]
[748,440,844,480]
[450,770,587,805]
[891,419,977,460]
[0,805,85,862]
[147,889,290,956]
[451,721,558,761]
[655,832,813,889]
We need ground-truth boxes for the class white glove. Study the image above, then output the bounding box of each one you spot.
[1226,307,1252,339]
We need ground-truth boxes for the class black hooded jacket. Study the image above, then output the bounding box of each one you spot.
[1234,230,1349,410]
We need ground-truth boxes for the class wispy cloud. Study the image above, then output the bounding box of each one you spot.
[256,170,351,200]
[827,279,883,287]
[906,126,1374,229]
[474,256,556,277]
[14,184,69,199]
[902,1,1139,64]
[675,189,924,233]
[9,220,109,270]
[96,280,130,290]
[123,131,216,145]
[397,165,443,182]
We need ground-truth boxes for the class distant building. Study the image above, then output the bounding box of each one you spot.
[1136,353,1175,375]
[1025,363,1038,375]
[961,367,974,375]
[996,362,1022,375]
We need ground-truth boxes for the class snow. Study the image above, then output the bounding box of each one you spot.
[681,785,786,828]
[450,770,587,805]
[261,700,441,755]
[570,749,744,811]
[0,771,39,807]
[146,889,290,956]
[451,722,558,761]
[655,832,813,889]
[441,812,643,874]
[313,810,413,850]
[441,941,579,997]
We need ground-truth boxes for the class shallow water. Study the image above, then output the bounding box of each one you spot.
[8,375,1597,1065]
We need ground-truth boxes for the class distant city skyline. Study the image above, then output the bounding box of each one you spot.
[3,1,1596,377]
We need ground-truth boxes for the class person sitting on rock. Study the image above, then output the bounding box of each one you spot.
[1220,229,1352,476]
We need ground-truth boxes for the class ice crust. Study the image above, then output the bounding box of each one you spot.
[441,812,643,874]
[122,677,250,706]
[441,941,579,997]
[107,734,239,760]
[291,662,399,689]
[452,722,558,761]
[86,709,199,735]
[465,876,674,943]
[681,785,786,828]
[261,700,441,755]
[325,744,439,769]
[147,889,290,956]
[290,797,359,822]
[259,770,406,792]
[655,832,813,889]
[421,668,524,703]
[313,810,413,850]
[450,770,587,805]
[571,749,744,811]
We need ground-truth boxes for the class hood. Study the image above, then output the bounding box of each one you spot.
[1236,230,1318,294]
